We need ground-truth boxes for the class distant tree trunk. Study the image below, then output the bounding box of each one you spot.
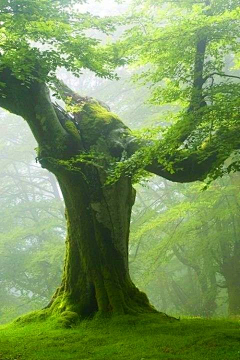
[46,165,155,317]
[222,260,240,316]
[218,216,240,317]
[173,245,217,317]
[227,284,240,316]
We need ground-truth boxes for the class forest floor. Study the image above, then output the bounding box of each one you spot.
[0,313,239,360]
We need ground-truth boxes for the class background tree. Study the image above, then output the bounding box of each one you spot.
[0,111,65,323]
[120,0,240,180]
[130,174,240,317]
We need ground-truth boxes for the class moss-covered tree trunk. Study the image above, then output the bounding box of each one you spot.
[46,166,154,318]
[0,75,228,322]
[0,76,157,319]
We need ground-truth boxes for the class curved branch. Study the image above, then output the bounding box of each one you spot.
[0,69,68,154]
[145,150,217,183]
[125,122,240,183]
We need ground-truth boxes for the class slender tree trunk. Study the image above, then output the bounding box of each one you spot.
[221,247,240,317]
[227,284,240,316]
[224,264,240,316]
[47,166,155,318]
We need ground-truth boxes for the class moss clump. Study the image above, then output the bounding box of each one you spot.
[84,103,118,124]
[13,307,80,329]
[14,309,51,325]
[57,311,80,328]
[64,120,81,141]
[80,103,126,148]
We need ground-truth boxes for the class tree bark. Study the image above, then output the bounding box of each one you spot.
[46,165,155,317]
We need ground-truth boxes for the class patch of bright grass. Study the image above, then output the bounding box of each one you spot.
[0,314,239,360]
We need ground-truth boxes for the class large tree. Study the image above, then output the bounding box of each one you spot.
[0,0,239,320]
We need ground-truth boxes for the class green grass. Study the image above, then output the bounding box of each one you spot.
[0,314,240,360]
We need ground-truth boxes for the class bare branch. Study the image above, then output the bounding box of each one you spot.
[204,72,240,82]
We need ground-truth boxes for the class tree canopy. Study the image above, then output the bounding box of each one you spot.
[115,0,240,183]
[0,0,118,84]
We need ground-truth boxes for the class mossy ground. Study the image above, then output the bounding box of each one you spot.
[0,314,239,360]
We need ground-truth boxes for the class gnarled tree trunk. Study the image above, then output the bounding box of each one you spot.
[0,73,235,322]
[46,166,154,317]
[0,74,158,320]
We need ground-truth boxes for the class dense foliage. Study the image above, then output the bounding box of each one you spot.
[0,0,118,85]
[115,0,240,182]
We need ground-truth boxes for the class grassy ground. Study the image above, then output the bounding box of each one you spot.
[0,313,239,360]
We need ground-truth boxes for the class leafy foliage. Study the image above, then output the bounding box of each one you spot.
[114,0,240,181]
[0,0,120,88]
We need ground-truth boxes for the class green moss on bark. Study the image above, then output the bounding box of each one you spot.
[79,103,127,149]
[64,120,81,142]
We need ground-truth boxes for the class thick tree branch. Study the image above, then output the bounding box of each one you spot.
[145,150,217,182]
[54,79,110,111]
[0,69,68,150]
[125,120,240,183]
